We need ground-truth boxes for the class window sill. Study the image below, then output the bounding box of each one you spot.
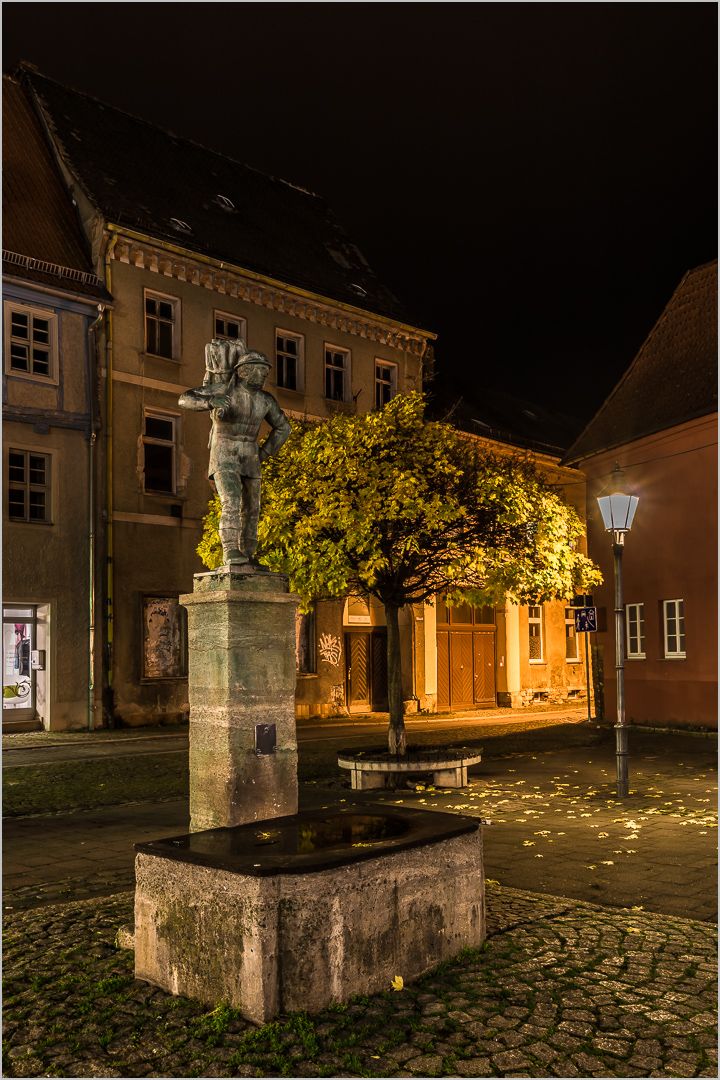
[663,655,687,661]
[140,676,188,684]
[5,368,59,387]
[140,352,180,364]
[626,655,646,661]
[297,673,319,680]
[529,660,546,665]
[7,518,52,526]
[565,658,581,664]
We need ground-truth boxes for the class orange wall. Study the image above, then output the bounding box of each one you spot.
[581,414,717,729]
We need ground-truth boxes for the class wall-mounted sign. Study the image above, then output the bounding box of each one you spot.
[574,607,598,633]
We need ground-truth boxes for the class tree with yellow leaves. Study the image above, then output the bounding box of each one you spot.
[198,393,600,755]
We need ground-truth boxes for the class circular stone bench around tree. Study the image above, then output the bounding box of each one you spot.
[337,747,483,790]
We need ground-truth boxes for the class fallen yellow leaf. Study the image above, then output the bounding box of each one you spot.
[391,975,404,991]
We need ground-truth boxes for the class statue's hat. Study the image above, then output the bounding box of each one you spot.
[236,350,271,369]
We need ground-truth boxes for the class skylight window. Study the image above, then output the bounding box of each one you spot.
[169,218,192,234]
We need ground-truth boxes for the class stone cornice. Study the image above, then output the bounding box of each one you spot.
[106,226,434,358]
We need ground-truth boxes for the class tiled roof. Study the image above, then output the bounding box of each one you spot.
[20,68,415,326]
[564,260,717,463]
[2,77,107,300]
[429,385,583,456]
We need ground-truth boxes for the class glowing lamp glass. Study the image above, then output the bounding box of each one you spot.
[596,493,639,533]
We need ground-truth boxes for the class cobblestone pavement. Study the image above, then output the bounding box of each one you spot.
[2,884,716,1079]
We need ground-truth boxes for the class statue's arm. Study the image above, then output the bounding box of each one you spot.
[259,398,291,461]
[178,387,213,411]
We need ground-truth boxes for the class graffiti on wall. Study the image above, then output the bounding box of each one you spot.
[330,683,345,710]
[318,633,342,667]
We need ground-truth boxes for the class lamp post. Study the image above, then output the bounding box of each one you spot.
[596,491,639,798]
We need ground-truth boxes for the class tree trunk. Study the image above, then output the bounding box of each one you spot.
[385,603,406,756]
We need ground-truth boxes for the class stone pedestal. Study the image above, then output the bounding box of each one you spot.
[180,566,299,832]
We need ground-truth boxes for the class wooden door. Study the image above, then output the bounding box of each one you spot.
[437,630,450,709]
[473,629,496,705]
[345,630,389,712]
[450,631,474,707]
[346,633,371,711]
[436,600,497,709]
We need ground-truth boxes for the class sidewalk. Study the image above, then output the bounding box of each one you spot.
[1,703,591,753]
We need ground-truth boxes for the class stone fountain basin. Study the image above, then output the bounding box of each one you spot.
[134,805,485,1022]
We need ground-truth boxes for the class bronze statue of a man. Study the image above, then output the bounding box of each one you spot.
[179,339,290,566]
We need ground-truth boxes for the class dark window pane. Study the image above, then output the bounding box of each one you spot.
[32,349,49,375]
[11,312,29,336]
[145,416,174,441]
[29,491,46,520]
[159,302,173,320]
[144,443,174,493]
[146,297,155,314]
[146,317,158,354]
[32,320,50,343]
[215,318,223,335]
[8,489,25,518]
[450,603,472,624]
[10,343,28,370]
[158,321,173,357]
[228,321,240,338]
[29,455,47,483]
[9,452,25,482]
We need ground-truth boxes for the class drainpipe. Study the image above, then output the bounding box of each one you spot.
[87,305,105,731]
[104,234,118,726]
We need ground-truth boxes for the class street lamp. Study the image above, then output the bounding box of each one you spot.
[596,491,639,797]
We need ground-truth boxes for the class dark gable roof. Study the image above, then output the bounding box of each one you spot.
[429,385,583,456]
[2,76,107,300]
[564,260,718,464]
[20,68,415,326]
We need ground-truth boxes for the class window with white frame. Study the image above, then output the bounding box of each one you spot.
[144,291,179,359]
[214,311,246,342]
[375,360,398,409]
[663,599,686,658]
[4,303,57,380]
[528,605,544,662]
[626,603,646,659]
[142,412,177,495]
[7,449,52,523]
[275,330,304,392]
[564,606,579,661]
[325,345,350,401]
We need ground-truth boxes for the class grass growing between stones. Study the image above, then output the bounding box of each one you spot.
[2,889,717,1078]
[3,755,189,816]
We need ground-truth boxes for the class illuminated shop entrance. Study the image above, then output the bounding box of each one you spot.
[3,606,37,725]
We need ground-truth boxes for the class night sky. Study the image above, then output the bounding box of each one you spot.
[3,3,717,424]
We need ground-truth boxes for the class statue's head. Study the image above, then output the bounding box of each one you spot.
[236,351,271,389]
